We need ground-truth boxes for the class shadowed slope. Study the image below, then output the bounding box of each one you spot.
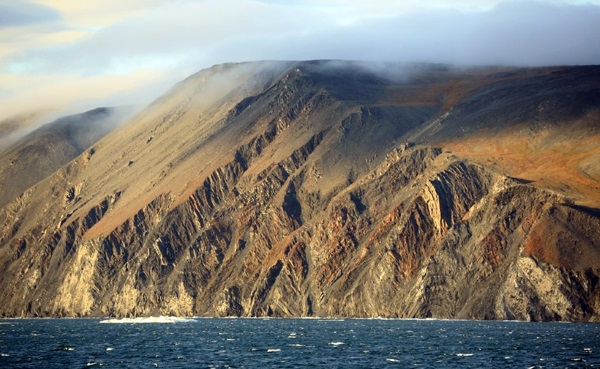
[0,110,53,149]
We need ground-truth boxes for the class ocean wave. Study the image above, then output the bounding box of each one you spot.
[99,316,195,324]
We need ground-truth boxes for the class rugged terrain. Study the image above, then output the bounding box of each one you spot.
[0,61,599,321]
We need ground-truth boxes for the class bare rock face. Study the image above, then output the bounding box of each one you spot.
[0,61,599,321]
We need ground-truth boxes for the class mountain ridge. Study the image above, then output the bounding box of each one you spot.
[0,60,598,320]
[0,106,134,208]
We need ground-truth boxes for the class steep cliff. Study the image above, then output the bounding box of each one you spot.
[0,61,598,321]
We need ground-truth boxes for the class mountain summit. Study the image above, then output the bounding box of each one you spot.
[1,61,599,320]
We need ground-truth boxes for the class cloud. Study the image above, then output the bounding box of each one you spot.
[0,68,167,117]
[198,1,600,66]
[0,1,61,28]
[1,0,600,122]
[33,0,166,28]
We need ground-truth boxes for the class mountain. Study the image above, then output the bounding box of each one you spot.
[0,106,134,208]
[0,61,598,321]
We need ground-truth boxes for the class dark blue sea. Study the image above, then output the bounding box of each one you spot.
[1,317,599,368]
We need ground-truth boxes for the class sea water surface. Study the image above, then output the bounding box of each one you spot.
[1,317,599,368]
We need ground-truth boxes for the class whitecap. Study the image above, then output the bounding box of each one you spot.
[329,342,344,346]
[1,354,9,357]
[289,344,305,347]
[63,347,75,351]
[267,349,281,353]
[456,353,474,357]
[99,316,194,324]
[106,347,114,351]
[86,363,97,367]
[386,358,400,363]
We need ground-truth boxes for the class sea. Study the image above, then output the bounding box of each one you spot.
[1,317,599,368]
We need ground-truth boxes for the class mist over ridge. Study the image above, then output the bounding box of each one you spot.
[1,0,600,122]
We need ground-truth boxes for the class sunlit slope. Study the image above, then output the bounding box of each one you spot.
[425,66,600,208]
[443,119,600,208]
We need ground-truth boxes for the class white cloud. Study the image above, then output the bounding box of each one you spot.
[1,0,600,121]
[0,1,61,27]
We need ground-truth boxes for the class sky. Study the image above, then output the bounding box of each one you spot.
[1,0,600,123]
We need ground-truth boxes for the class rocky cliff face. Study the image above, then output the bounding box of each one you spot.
[0,61,599,321]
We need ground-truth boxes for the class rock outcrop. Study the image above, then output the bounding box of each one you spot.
[0,61,599,321]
